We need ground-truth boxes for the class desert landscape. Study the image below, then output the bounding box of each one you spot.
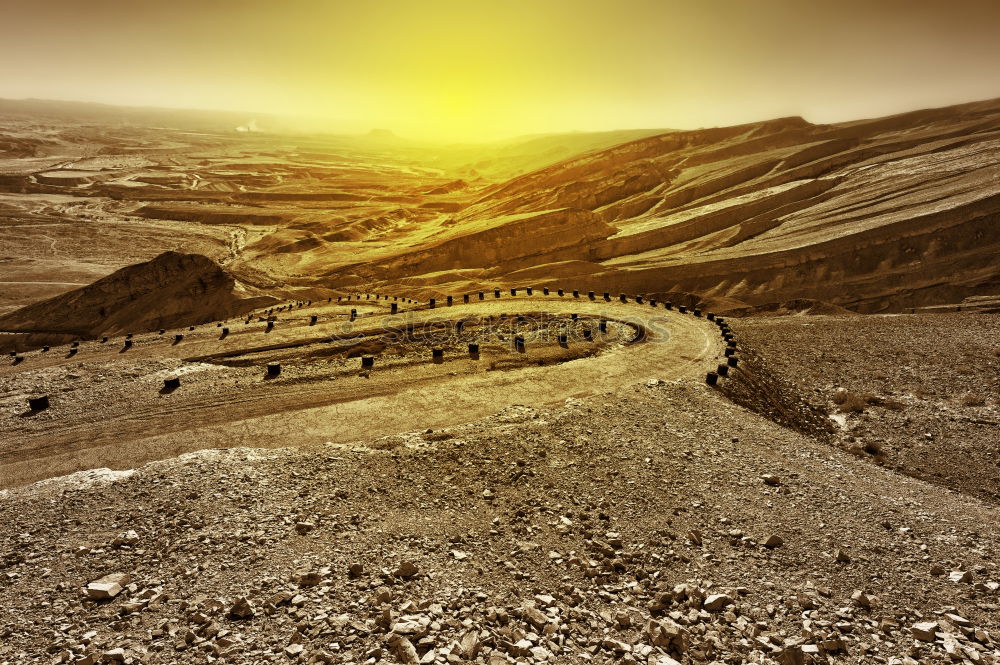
[0,91,997,665]
[7,0,1000,655]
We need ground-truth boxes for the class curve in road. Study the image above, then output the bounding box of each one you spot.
[0,291,726,487]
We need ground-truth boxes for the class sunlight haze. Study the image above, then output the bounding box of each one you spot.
[3,0,1000,140]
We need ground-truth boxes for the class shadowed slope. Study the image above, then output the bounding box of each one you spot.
[0,251,274,339]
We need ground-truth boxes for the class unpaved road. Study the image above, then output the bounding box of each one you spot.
[0,293,724,487]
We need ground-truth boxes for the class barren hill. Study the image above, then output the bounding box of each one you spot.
[309,100,1000,312]
[0,251,273,341]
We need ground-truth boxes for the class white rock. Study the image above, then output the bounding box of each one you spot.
[534,594,556,607]
[703,594,733,612]
[112,530,139,547]
[944,613,971,627]
[84,582,123,600]
[911,621,939,642]
[391,619,425,635]
[653,657,682,665]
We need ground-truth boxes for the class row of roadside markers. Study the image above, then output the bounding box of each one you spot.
[162,314,610,389]
[16,288,729,412]
[11,298,329,413]
[8,293,389,402]
[7,296,338,365]
[8,288,694,364]
[338,287,707,313]
[425,287,702,311]
[706,317,739,386]
[8,324,223,362]
[257,286,717,377]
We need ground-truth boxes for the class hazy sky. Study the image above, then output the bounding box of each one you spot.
[3,0,1000,140]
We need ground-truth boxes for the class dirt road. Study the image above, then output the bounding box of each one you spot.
[0,293,724,487]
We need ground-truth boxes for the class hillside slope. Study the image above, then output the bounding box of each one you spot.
[0,251,273,339]
[5,98,997,313]
[313,99,1000,312]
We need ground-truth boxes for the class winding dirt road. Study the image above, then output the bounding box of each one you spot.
[0,292,725,487]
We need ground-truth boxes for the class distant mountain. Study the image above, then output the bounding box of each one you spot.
[6,96,999,314]
[0,98,277,131]
[435,129,668,180]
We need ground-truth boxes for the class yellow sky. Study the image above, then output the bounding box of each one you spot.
[3,0,1000,141]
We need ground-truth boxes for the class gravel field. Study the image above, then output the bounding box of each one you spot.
[731,313,1000,503]
[1,366,999,664]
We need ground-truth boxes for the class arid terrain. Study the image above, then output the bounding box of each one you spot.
[0,99,998,665]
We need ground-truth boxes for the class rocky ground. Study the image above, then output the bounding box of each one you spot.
[1,358,999,664]
[731,313,1000,503]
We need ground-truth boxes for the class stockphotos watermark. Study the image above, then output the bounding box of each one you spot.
[319,310,673,345]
